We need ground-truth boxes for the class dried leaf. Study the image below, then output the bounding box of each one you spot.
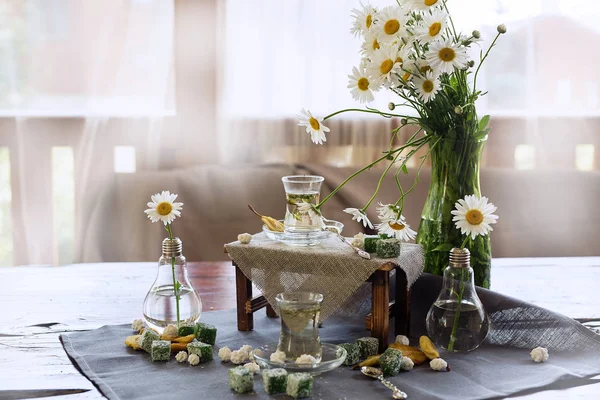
[419,336,440,360]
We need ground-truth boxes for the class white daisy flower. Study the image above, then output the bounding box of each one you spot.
[144,191,183,225]
[348,65,376,103]
[297,201,324,227]
[415,8,448,44]
[377,202,405,221]
[297,108,330,145]
[425,39,469,74]
[343,208,374,229]
[366,45,402,88]
[408,0,442,10]
[373,6,407,45]
[451,195,499,240]
[414,71,441,102]
[376,217,417,242]
[351,2,378,37]
[415,58,435,75]
[360,30,381,58]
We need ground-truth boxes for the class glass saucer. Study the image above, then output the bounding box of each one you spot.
[262,220,344,246]
[252,343,347,376]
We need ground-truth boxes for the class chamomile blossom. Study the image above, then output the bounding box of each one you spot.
[376,217,417,242]
[297,201,324,227]
[425,39,469,74]
[144,191,183,225]
[351,2,378,37]
[408,0,442,10]
[367,45,402,87]
[377,202,405,221]
[415,8,448,44]
[297,108,330,145]
[360,30,381,58]
[414,71,441,102]
[348,65,376,103]
[451,195,499,240]
[344,208,374,229]
[374,6,407,45]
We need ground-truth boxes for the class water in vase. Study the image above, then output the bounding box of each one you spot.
[284,191,321,233]
[143,286,201,332]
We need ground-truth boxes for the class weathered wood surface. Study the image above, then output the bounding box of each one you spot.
[0,258,599,399]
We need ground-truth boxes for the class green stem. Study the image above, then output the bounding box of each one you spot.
[473,32,501,95]
[165,223,181,327]
[323,108,416,121]
[460,235,470,249]
[363,152,402,211]
[447,268,466,352]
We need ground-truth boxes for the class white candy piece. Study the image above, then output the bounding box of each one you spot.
[175,351,188,363]
[243,362,260,374]
[132,319,145,332]
[400,356,414,371]
[351,233,365,249]
[430,358,448,371]
[162,324,178,337]
[231,349,248,365]
[295,354,317,365]
[530,347,549,363]
[240,344,253,356]
[395,335,410,346]
[238,233,253,244]
[270,350,286,364]
[188,353,200,366]
[218,346,232,362]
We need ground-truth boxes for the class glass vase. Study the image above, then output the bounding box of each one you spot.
[416,136,492,288]
[426,248,489,352]
[142,237,202,333]
[276,292,323,362]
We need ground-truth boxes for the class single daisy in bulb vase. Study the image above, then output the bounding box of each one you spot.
[142,191,202,332]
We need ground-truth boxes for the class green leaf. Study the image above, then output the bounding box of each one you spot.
[474,127,491,140]
[478,115,490,131]
[430,243,454,252]
[174,280,181,294]
[402,164,408,174]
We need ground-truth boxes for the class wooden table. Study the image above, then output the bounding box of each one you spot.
[1,258,599,400]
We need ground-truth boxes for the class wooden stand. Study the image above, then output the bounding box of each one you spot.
[233,261,410,352]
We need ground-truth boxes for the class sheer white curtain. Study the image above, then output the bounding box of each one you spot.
[219,0,600,170]
[0,0,175,266]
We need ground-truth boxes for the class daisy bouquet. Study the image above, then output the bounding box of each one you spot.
[297,0,506,287]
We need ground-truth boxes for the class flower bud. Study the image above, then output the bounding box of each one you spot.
[388,102,396,111]
[472,30,481,39]
[400,118,408,125]
[454,106,463,115]
[497,24,507,34]
[468,60,475,68]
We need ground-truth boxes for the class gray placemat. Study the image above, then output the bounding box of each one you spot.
[60,274,600,400]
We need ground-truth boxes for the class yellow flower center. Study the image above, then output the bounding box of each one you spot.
[420,65,432,73]
[439,47,456,62]
[429,22,442,37]
[422,80,434,93]
[157,202,172,216]
[372,39,380,50]
[380,59,394,74]
[425,0,439,6]
[384,19,400,35]
[466,209,484,225]
[389,221,406,231]
[402,72,411,81]
[395,57,403,64]
[357,77,369,91]
[366,14,373,29]
[309,117,320,131]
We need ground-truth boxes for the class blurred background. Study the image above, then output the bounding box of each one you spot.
[0,0,599,266]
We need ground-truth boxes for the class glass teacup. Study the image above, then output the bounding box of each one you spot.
[281,175,324,235]
[276,292,323,362]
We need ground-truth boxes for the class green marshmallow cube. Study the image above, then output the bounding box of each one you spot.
[195,322,217,345]
[355,337,379,359]
[187,341,213,362]
[338,343,360,366]
[376,238,400,258]
[228,366,254,394]
[286,373,313,399]
[150,340,171,361]
[380,348,403,376]
[262,368,288,395]
[139,329,160,353]
[177,325,195,337]
[363,235,380,253]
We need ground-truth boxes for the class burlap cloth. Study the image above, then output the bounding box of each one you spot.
[224,233,424,320]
